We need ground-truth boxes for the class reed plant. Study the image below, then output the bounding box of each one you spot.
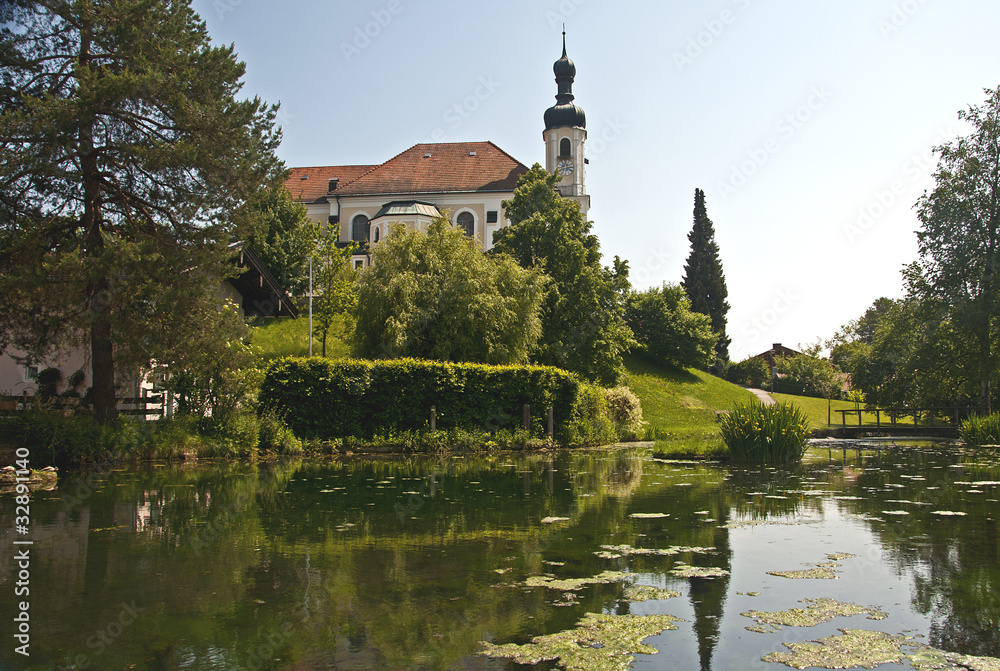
[960,413,1000,446]
[719,400,810,463]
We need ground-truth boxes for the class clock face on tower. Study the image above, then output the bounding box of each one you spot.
[556,159,574,176]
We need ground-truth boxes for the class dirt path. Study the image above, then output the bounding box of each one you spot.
[746,388,777,406]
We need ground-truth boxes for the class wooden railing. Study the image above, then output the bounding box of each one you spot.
[834,406,978,430]
[0,391,165,419]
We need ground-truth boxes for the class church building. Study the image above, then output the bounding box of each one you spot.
[285,34,590,267]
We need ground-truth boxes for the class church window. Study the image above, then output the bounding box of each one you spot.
[559,138,571,157]
[486,211,498,224]
[457,211,475,237]
[351,214,369,242]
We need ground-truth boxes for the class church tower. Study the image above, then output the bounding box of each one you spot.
[543,31,590,215]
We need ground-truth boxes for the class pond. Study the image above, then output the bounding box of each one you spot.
[1,443,998,671]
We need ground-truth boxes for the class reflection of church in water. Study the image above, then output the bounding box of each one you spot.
[285,33,591,268]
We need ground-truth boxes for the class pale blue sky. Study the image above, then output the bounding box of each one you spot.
[192,0,1000,360]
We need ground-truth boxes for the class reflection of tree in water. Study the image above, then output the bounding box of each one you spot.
[688,499,731,671]
[842,448,1000,658]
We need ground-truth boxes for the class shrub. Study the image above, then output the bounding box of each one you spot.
[960,413,1000,446]
[719,400,810,463]
[259,357,610,446]
[726,357,770,388]
[34,367,62,396]
[257,408,302,455]
[603,386,643,438]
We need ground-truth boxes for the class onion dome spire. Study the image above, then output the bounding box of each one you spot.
[544,30,586,131]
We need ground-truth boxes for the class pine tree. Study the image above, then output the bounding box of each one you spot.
[0,0,283,423]
[681,189,731,364]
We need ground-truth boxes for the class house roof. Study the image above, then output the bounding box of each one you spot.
[285,142,529,202]
[285,165,377,204]
[373,201,442,219]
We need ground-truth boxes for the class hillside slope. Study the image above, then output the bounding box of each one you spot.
[624,354,755,440]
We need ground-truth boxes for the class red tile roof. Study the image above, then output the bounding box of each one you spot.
[284,165,376,203]
[286,142,529,202]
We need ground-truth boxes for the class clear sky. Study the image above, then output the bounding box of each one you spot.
[191,0,1000,361]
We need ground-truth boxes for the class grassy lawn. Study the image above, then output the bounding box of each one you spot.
[249,316,351,361]
[624,354,754,458]
[771,393,923,429]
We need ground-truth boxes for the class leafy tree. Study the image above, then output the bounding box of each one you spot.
[773,345,843,400]
[681,188,731,365]
[913,86,1000,412]
[727,356,771,388]
[352,216,546,364]
[0,0,282,423]
[312,230,357,357]
[626,283,717,370]
[490,164,634,384]
[243,183,316,296]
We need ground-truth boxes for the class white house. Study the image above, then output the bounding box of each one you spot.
[285,34,591,267]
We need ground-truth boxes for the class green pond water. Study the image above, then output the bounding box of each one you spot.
[1,443,998,670]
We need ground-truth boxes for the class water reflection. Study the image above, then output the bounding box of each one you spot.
[0,445,997,670]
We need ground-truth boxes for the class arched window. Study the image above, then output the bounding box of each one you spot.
[351,214,369,242]
[559,137,571,157]
[456,211,475,237]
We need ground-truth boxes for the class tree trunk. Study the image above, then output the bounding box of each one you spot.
[79,19,118,425]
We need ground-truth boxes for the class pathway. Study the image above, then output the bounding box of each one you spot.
[746,388,777,406]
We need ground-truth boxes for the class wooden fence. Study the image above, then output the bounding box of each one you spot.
[0,391,165,420]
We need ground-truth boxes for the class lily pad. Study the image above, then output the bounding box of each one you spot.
[478,612,683,671]
[596,544,715,558]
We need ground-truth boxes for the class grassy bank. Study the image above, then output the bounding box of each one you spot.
[624,354,754,459]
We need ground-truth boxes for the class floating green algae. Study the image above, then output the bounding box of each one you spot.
[595,544,715,559]
[762,628,907,669]
[743,598,887,630]
[762,628,1000,670]
[629,512,669,519]
[826,552,857,561]
[669,563,730,578]
[542,516,572,524]
[478,612,683,671]
[622,584,681,602]
[768,567,839,580]
[523,570,632,591]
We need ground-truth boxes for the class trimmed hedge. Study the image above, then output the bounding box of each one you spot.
[259,357,614,446]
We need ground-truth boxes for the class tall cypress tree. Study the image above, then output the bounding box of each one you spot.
[681,188,731,364]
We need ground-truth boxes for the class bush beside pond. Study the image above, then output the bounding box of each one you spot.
[960,412,1000,446]
[719,400,809,463]
[260,357,616,446]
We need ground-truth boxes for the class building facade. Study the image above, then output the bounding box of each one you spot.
[286,34,589,267]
